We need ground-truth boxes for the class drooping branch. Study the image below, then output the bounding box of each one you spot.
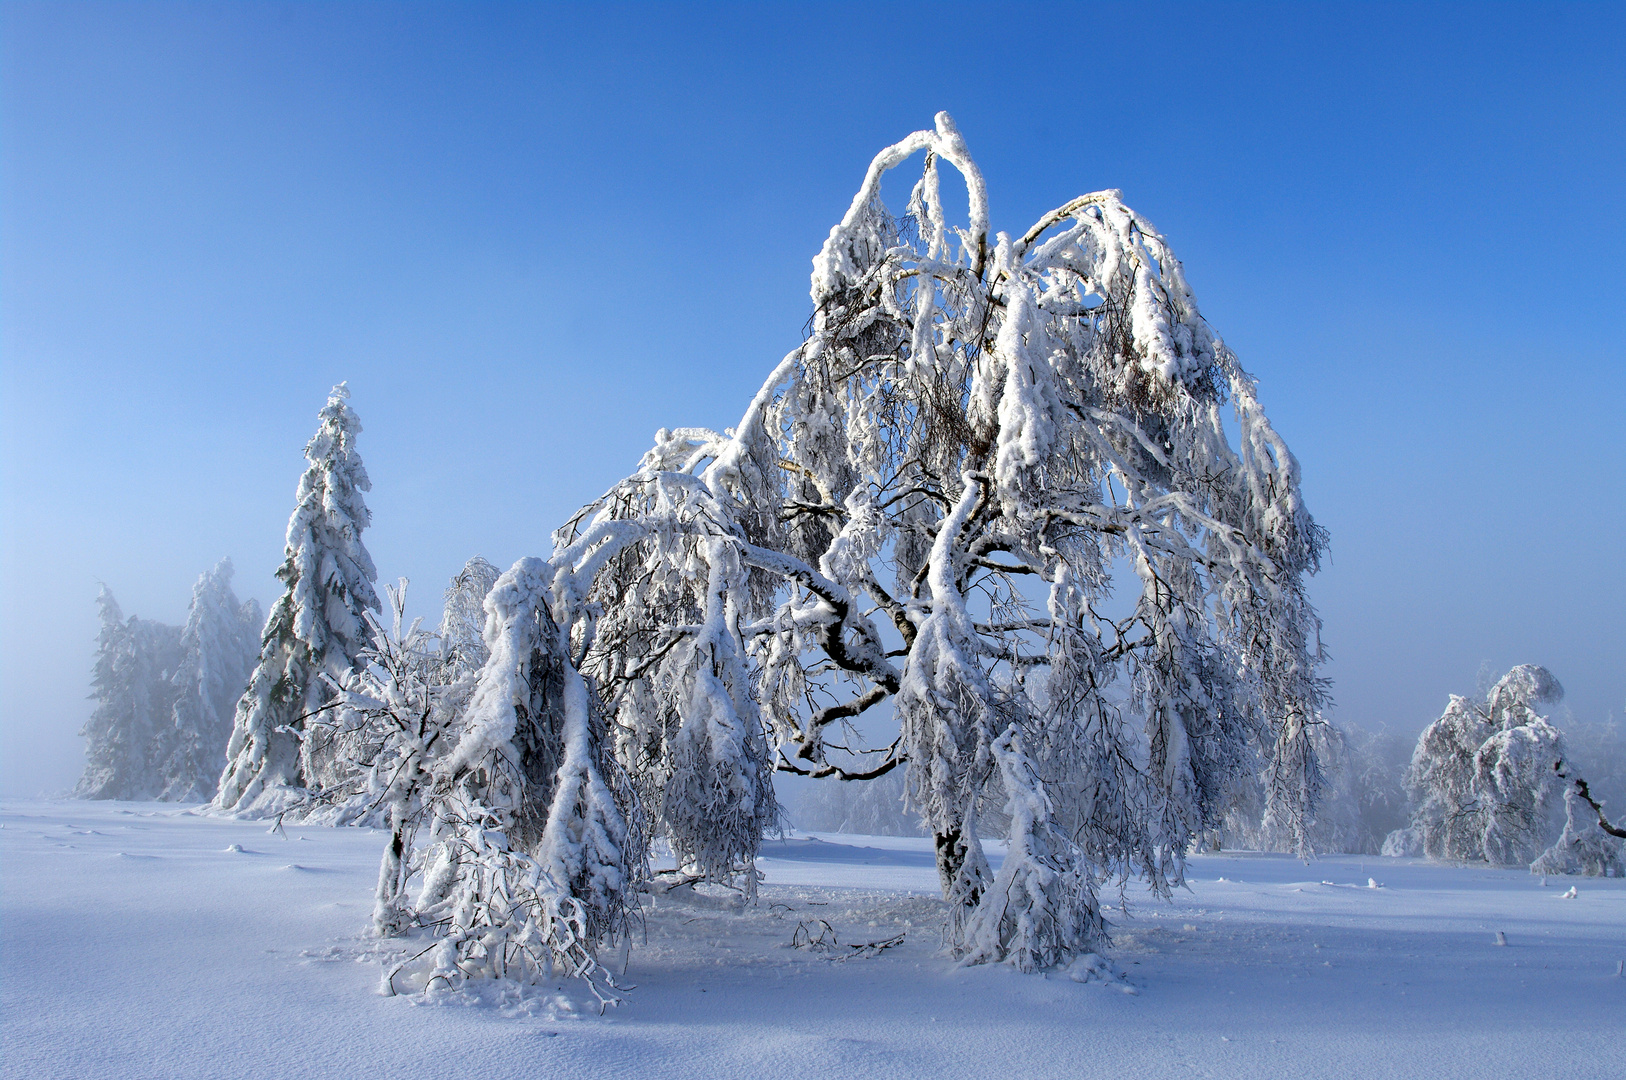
[1556,764,1626,839]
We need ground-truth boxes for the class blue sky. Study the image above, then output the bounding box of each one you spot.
[3,2,1623,795]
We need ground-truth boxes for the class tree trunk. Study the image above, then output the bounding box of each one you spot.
[934,826,982,909]
[372,802,411,936]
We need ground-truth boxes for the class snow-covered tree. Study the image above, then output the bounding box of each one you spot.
[1531,772,1625,877]
[299,560,504,828]
[390,114,1327,980]
[78,587,183,800]
[390,558,636,1001]
[439,556,501,671]
[1386,665,1566,864]
[307,581,478,925]
[215,383,380,815]
[1217,720,1409,855]
[158,559,261,802]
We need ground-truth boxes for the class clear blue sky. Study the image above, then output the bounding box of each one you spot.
[3,2,1622,795]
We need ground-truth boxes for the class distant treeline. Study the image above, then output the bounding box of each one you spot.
[79,559,260,801]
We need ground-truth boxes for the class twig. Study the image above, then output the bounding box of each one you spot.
[840,933,906,960]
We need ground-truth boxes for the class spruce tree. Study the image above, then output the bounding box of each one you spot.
[78,587,183,800]
[159,559,260,802]
[215,383,379,814]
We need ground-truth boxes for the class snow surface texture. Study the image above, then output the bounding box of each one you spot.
[5,800,1622,1080]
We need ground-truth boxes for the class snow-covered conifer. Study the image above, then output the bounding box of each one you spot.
[78,587,183,800]
[1391,665,1567,864]
[215,383,380,815]
[158,559,259,802]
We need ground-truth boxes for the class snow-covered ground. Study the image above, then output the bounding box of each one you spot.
[3,800,1621,1080]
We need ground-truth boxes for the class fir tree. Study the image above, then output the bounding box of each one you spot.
[78,587,182,800]
[159,559,260,802]
[215,383,379,814]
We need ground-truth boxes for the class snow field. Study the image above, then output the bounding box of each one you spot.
[3,801,1622,1080]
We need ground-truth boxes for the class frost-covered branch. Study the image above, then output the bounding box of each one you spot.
[1562,773,1626,839]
